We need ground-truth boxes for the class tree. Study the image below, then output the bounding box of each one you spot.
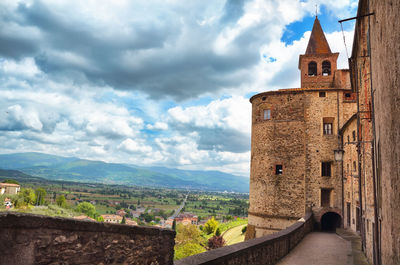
[203,217,219,235]
[207,235,226,250]
[35,187,47,206]
[76,202,96,218]
[2,179,19,185]
[20,188,36,205]
[121,216,126,224]
[96,215,104,222]
[56,195,66,207]
[175,224,203,245]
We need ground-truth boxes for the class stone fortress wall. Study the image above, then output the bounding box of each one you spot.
[0,212,175,265]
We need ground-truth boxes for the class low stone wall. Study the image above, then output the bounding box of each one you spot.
[175,212,313,265]
[0,212,175,265]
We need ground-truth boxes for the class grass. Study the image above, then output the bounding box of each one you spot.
[1,204,77,218]
[219,218,248,233]
[222,224,246,245]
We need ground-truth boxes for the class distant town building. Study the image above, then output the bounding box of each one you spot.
[73,215,96,222]
[101,214,123,224]
[116,209,126,217]
[0,183,20,195]
[165,218,174,229]
[175,213,198,225]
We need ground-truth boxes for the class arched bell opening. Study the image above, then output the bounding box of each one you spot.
[322,60,331,76]
[308,61,317,76]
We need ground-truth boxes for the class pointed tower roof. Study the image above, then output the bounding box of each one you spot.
[305,17,332,54]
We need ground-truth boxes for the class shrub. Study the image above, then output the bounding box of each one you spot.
[242,225,247,234]
[174,243,205,260]
[207,235,226,250]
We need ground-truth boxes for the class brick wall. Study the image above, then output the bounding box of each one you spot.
[0,212,175,265]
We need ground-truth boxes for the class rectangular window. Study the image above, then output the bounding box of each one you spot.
[347,135,350,143]
[321,162,331,177]
[321,189,331,207]
[319,92,326,97]
[352,130,356,141]
[353,161,357,172]
[263,109,271,120]
[323,117,334,135]
[275,165,283,175]
[323,123,332,135]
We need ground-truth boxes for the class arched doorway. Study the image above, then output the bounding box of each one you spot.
[321,212,341,231]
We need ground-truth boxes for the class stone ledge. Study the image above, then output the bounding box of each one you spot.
[175,212,313,265]
[0,211,175,236]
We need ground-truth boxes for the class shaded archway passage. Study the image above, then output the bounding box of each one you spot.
[321,212,341,231]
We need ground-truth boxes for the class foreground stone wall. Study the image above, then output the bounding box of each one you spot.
[369,0,400,264]
[0,212,175,265]
[175,212,313,265]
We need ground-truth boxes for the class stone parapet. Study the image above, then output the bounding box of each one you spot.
[174,212,313,265]
[0,212,175,265]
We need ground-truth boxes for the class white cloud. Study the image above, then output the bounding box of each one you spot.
[0,58,40,77]
[0,0,357,177]
[118,138,152,154]
[146,122,168,131]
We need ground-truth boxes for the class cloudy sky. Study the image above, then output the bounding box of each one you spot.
[0,0,358,176]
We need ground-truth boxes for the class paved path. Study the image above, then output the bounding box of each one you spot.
[277,232,353,265]
[168,191,189,219]
[222,224,246,245]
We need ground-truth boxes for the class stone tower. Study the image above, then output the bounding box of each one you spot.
[246,17,357,239]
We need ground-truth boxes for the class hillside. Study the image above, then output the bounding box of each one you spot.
[0,152,249,192]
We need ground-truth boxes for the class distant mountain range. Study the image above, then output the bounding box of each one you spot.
[0,152,249,192]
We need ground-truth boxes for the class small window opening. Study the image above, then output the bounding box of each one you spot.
[262,96,266,101]
[322,162,331,177]
[323,117,334,135]
[352,131,356,141]
[263,109,271,120]
[319,92,326,97]
[322,61,331,76]
[345,93,351,98]
[275,165,283,175]
[321,189,331,207]
[347,135,350,143]
[353,161,357,172]
[308,61,317,76]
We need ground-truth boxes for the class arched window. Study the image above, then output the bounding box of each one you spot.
[308,61,317,76]
[322,61,331,76]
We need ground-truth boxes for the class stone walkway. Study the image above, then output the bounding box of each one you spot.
[276,232,353,265]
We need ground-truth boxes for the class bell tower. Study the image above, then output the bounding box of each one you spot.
[299,17,339,88]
